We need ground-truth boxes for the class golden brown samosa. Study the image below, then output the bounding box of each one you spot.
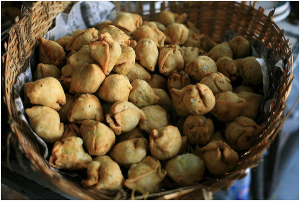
[49,136,92,170]
[25,106,64,143]
[38,37,65,67]
[89,32,122,75]
[80,120,115,156]
[66,28,98,51]
[24,77,66,110]
[105,101,147,135]
[81,155,124,192]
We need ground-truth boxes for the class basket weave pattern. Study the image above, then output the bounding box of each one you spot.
[3,1,293,200]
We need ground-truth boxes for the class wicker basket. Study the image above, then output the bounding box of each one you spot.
[2,1,294,200]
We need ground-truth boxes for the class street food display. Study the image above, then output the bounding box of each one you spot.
[24,10,268,196]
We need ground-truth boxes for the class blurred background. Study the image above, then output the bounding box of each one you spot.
[1,1,299,200]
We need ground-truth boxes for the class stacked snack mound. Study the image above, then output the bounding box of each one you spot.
[24,9,267,196]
